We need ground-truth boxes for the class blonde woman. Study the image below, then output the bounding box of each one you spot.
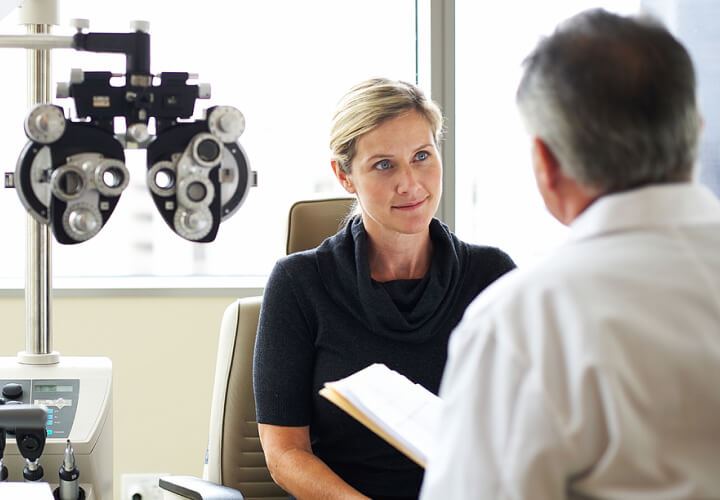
[253,78,515,500]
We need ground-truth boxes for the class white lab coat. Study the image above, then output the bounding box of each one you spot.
[420,183,720,500]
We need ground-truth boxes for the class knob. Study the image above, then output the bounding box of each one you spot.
[56,82,70,99]
[130,20,150,33]
[2,383,22,399]
[70,18,89,32]
[24,105,66,144]
[69,68,84,85]
[208,106,245,143]
[198,83,211,99]
[68,207,100,234]
[127,123,150,143]
[219,113,242,136]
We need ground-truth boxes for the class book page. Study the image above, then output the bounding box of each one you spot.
[321,363,442,466]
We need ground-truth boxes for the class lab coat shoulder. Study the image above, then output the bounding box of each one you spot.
[452,244,602,368]
[424,248,611,500]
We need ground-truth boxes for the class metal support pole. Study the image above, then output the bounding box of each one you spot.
[19,22,58,365]
[0,34,73,49]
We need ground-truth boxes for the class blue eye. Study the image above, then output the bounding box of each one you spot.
[415,151,429,161]
[374,159,392,171]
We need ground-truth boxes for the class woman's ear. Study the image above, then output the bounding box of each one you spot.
[331,160,356,194]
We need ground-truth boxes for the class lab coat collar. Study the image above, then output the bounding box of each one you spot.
[568,182,720,242]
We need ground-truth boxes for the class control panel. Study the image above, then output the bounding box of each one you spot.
[0,356,112,499]
[0,379,80,438]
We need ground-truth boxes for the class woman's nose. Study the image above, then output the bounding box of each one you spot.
[396,163,419,193]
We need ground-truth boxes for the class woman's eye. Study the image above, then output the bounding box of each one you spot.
[415,151,429,161]
[374,159,392,171]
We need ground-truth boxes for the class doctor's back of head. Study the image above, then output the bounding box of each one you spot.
[516,8,700,198]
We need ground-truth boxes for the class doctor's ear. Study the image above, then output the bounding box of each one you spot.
[532,138,562,190]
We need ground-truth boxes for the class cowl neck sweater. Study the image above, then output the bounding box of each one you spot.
[315,217,466,343]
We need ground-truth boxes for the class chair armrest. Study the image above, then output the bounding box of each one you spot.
[158,475,244,500]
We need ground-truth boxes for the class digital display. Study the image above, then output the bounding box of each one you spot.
[34,384,73,393]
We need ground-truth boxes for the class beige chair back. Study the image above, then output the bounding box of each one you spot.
[205,198,354,499]
[205,297,286,499]
[286,197,355,254]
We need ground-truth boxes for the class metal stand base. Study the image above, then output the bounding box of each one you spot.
[16,351,60,365]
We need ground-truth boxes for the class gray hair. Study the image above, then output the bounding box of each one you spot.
[516,9,700,194]
[329,78,444,174]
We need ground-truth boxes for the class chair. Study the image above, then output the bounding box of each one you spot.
[286,197,355,254]
[160,197,354,500]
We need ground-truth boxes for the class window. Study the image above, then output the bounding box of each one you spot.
[454,0,720,267]
[0,1,417,281]
[643,0,720,197]
[6,1,713,284]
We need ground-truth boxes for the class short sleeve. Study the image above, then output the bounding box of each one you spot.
[253,259,317,426]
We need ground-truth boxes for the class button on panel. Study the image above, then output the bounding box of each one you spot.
[0,380,31,404]
[2,382,23,399]
[35,398,74,410]
[0,379,32,438]
[31,379,79,438]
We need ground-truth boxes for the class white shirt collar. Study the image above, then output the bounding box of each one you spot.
[568,183,720,243]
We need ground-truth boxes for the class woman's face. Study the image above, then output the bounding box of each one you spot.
[335,110,442,240]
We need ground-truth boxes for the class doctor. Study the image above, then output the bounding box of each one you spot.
[421,8,720,499]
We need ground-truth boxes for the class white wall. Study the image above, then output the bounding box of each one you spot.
[0,293,245,499]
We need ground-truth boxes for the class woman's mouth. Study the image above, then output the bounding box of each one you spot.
[393,199,426,211]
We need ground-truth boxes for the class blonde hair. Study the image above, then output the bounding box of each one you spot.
[329,78,444,174]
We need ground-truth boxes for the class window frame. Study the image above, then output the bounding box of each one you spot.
[1,1,433,296]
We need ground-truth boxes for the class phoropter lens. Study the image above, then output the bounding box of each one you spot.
[197,138,221,163]
[186,181,207,202]
[58,170,84,197]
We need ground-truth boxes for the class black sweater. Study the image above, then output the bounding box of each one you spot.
[253,218,515,499]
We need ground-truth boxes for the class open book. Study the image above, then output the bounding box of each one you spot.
[319,363,442,467]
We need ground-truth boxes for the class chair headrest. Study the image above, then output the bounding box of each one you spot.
[286,197,355,254]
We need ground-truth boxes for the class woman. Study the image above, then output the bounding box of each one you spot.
[253,78,515,499]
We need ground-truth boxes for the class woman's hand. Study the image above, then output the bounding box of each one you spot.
[259,423,371,500]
